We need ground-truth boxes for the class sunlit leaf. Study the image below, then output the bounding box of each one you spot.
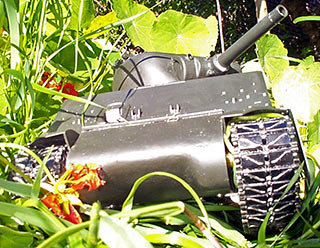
[293,16,320,24]
[150,10,218,56]
[0,178,32,197]
[272,62,320,122]
[0,76,8,115]
[3,0,20,68]
[0,0,8,31]
[68,0,95,30]
[112,0,156,50]
[0,225,34,248]
[135,225,212,248]
[256,34,289,87]
[99,215,153,248]
[308,110,320,149]
[0,201,61,233]
[85,12,118,39]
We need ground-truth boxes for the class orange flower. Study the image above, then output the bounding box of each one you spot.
[42,193,64,218]
[41,164,106,224]
[69,164,106,191]
[40,72,79,98]
[57,83,79,97]
[41,193,82,224]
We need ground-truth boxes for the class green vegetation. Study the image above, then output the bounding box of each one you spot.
[0,0,319,247]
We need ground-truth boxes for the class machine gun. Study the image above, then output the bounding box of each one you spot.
[13,5,308,235]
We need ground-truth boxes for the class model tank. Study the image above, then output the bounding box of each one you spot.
[13,5,308,235]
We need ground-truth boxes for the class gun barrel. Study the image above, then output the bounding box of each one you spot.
[216,5,288,70]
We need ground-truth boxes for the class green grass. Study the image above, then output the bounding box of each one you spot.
[0,0,319,247]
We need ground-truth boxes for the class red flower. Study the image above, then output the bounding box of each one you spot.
[57,83,79,97]
[42,194,64,218]
[41,164,105,224]
[40,72,79,98]
[41,72,57,88]
[64,204,82,224]
[42,193,82,224]
[69,165,106,191]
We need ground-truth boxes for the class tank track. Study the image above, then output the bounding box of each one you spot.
[11,142,68,183]
[230,116,301,235]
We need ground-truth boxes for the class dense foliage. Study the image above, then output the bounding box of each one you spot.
[0,0,319,247]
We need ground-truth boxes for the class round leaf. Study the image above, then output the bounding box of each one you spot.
[150,10,218,56]
[256,34,289,87]
[85,12,118,39]
[272,62,320,123]
[112,0,156,50]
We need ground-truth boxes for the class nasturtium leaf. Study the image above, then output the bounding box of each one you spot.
[150,10,218,56]
[68,0,95,30]
[272,62,320,123]
[85,11,118,39]
[112,0,156,51]
[308,110,320,149]
[33,92,61,119]
[256,34,289,88]
[300,55,315,67]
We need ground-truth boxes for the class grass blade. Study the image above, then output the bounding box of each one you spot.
[0,201,61,233]
[31,146,53,199]
[3,0,20,69]
[0,178,32,197]
[36,221,90,248]
[32,83,107,110]
[112,201,185,220]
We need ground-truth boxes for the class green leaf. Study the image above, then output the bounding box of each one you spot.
[135,225,212,248]
[0,77,8,115]
[112,1,218,55]
[293,16,320,24]
[272,62,320,123]
[112,0,156,51]
[0,202,61,233]
[3,0,20,68]
[0,225,34,248]
[37,221,89,248]
[150,10,218,56]
[185,204,248,247]
[32,83,106,110]
[112,201,185,220]
[121,172,211,231]
[308,110,320,149]
[31,146,53,199]
[99,215,153,248]
[146,233,208,248]
[0,178,32,197]
[256,34,289,87]
[85,12,118,39]
[300,55,315,67]
[68,0,95,30]
[0,0,8,31]
[33,92,61,119]
[87,202,101,248]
